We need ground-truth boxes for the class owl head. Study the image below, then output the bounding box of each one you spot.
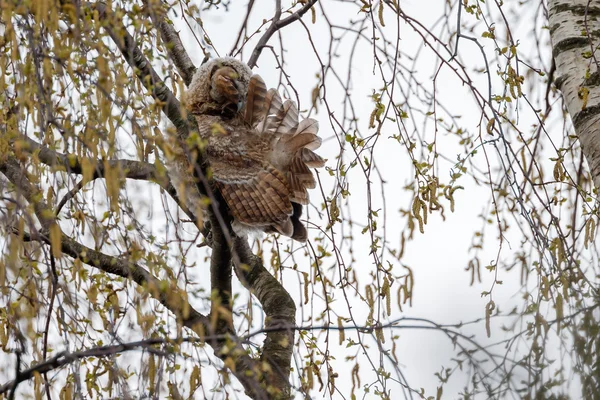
[186,57,253,117]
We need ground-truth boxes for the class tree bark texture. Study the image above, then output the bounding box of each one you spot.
[549,1,600,188]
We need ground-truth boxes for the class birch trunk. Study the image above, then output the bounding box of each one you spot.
[549,1,600,188]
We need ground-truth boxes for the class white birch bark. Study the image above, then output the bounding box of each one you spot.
[549,1,600,188]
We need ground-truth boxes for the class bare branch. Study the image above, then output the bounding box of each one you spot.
[230,0,256,56]
[247,0,318,68]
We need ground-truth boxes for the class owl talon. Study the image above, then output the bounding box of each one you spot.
[197,232,213,249]
[200,221,213,248]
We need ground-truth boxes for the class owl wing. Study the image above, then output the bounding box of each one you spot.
[208,153,295,237]
[244,74,267,127]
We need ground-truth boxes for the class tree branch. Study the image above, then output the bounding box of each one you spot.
[209,208,233,335]
[234,238,296,398]
[12,133,195,221]
[247,0,318,68]
[142,0,197,86]
[92,2,189,137]
[0,155,209,330]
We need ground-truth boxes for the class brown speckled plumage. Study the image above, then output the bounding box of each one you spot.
[186,58,325,242]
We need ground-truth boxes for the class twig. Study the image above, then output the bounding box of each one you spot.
[229,0,256,56]
[247,0,318,68]
[41,254,58,400]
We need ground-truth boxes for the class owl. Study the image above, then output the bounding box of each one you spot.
[185,57,324,242]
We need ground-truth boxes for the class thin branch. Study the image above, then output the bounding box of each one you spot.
[247,0,318,68]
[7,350,21,400]
[230,0,256,56]
[0,339,174,395]
[41,254,58,400]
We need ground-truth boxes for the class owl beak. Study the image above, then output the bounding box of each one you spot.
[234,81,246,112]
[220,77,239,100]
[223,79,245,113]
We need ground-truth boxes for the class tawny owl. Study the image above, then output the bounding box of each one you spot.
[185,57,324,242]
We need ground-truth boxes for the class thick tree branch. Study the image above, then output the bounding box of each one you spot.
[17,134,161,180]
[209,209,233,335]
[247,0,318,68]
[234,238,296,398]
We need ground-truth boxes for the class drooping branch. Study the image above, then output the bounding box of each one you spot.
[0,339,173,395]
[0,155,210,331]
[92,2,189,137]
[142,0,197,86]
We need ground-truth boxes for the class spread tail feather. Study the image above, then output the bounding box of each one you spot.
[246,85,327,242]
[267,99,299,135]
[301,148,326,168]
[281,131,322,153]
[257,89,283,132]
[264,89,282,117]
[290,156,316,189]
